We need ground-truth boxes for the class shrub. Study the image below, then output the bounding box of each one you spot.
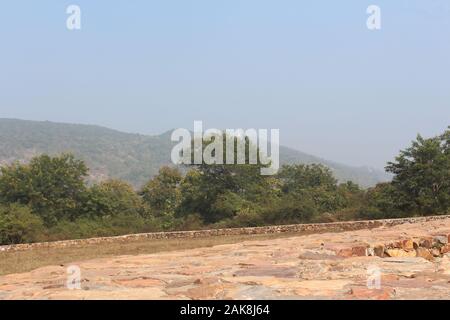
[84,179,145,218]
[0,204,45,245]
[0,154,88,225]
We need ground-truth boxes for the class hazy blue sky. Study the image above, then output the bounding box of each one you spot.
[0,1,449,169]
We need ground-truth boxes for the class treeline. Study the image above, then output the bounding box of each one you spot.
[0,128,448,245]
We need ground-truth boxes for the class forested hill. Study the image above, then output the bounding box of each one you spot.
[0,119,390,188]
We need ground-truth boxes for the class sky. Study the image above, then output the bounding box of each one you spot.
[0,0,449,169]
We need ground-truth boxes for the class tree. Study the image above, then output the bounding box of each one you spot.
[276,164,346,217]
[178,163,277,223]
[357,182,407,220]
[261,192,317,224]
[177,134,275,223]
[0,204,45,245]
[140,166,182,215]
[336,181,364,207]
[386,127,450,215]
[277,164,338,193]
[0,153,88,225]
[85,179,145,218]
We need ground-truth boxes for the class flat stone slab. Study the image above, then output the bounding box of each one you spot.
[0,218,449,300]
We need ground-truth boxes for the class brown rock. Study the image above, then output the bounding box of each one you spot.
[186,284,227,299]
[431,248,441,257]
[401,239,415,251]
[440,244,450,254]
[385,249,417,258]
[298,251,343,261]
[419,237,433,249]
[373,244,385,257]
[113,277,163,288]
[328,244,368,257]
[386,241,401,249]
[348,287,395,300]
[338,248,353,257]
[351,245,368,257]
[416,247,434,261]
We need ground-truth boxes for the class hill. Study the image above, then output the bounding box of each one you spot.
[0,119,390,188]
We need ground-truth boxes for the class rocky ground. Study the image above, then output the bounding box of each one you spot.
[0,218,449,300]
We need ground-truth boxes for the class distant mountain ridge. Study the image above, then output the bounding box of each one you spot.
[0,119,390,188]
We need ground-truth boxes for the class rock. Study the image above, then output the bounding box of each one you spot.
[347,287,395,300]
[327,244,368,257]
[351,245,368,257]
[431,248,441,257]
[416,247,434,261]
[113,277,163,288]
[186,283,229,299]
[234,266,298,278]
[385,249,417,258]
[298,251,343,261]
[336,248,353,258]
[419,237,433,249]
[401,239,415,251]
[385,241,400,249]
[440,244,450,254]
[433,235,448,245]
[373,245,385,258]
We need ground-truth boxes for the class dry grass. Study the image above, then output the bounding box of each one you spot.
[0,232,298,276]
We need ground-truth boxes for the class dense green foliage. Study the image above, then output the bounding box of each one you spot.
[0,154,88,225]
[385,129,450,215]
[0,119,389,188]
[0,204,45,244]
[0,127,448,245]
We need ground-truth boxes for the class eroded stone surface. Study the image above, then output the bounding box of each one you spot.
[0,218,449,300]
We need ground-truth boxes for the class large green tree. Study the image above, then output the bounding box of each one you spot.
[85,179,145,218]
[177,135,275,223]
[385,127,450,215]
[139,166,183,229]
[276,164,347,218]
[178,163,275,223]
[0,153,88,225]
[0,204,45,245]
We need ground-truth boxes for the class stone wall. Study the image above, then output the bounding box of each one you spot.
[1,215,449,253]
